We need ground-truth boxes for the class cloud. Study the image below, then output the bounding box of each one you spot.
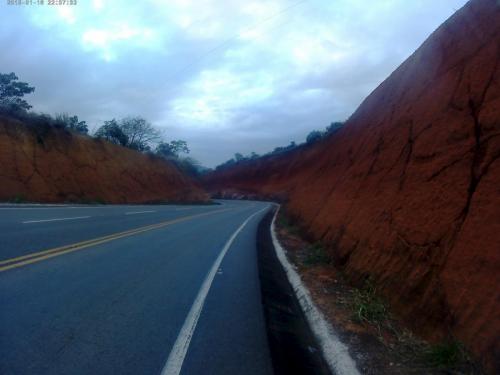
[0,0,467,166]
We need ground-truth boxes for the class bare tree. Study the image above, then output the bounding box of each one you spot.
[120,116,161,151]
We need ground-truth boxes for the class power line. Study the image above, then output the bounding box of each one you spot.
[167,0,309,81]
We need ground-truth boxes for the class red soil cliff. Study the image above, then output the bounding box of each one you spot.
[204,0,500,371]
[0,116,208,203]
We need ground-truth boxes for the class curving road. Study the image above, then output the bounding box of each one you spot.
[0,200,274,375]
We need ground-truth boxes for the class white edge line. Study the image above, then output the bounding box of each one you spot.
[22,216,91,224]
[0,207,95,210]
[125,210,156,215]
[174,206,215,211]
[270,205,360,375]
[160,205,269,375]
[1,206,142,210]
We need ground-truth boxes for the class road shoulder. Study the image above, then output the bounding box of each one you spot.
[273,206,483,375]
[257,207,348,375]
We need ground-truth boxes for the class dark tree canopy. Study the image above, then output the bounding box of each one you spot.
[326,121,344,134]
[155,140,190,158]
[215,119,343,170]
[174,157,203,176]
[0,73,197,165]
[55,113,88,134]
[234,152,245,162]
[95,119,129,146]
[306,130,324,144]
[170,140,190,155]
[0,72,35,112]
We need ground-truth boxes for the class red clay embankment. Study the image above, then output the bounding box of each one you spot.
[204,0,500,371]
[0,116,208,203]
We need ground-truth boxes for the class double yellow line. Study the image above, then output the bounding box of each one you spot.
[0,208,232,273]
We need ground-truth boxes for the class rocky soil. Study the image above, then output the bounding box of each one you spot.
[203,0,500,371]
[0,116,208,204]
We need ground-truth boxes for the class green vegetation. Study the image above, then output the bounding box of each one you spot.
[270,141,297,156]
[349,280,475,371]
[306,130,323,144]
[54,113,88,134]
[305,121,344,144]
[95,198,106,205]
[215,121,345,171]
[120,116,161,151]
[1,72,89,135]
[352,279,388,326]
[424,340,467,368]
[10,194,26,203]
[94,116,163,151]
[72,197,107,205]
[156,140,190,158]
[304,243,330,266]
[95,119,128,145]
[0,72,34,112]
[276,209,482,374]
[0,71,208,176]
[276,212,300,235]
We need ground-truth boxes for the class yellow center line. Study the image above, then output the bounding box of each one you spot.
[0,207,234,273]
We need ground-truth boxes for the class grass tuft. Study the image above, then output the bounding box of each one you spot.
[277,213,300,235]
[424,340,467,368]
[304,242,330,266]
[10,194,26,203]
[352,279,387,326]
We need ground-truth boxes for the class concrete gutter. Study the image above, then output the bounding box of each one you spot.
[270,205,360,375]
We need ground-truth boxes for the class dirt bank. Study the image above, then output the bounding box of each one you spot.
[0,116,208,204]
[204,0,500,371]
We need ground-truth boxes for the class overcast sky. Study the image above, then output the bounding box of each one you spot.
[0,0,467,167]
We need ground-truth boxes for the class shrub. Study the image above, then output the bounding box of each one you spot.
[352,279,387,325]
[424,341,466,368]
[306,130,324,144]
[304,243,330,266]
[54,113,88,134]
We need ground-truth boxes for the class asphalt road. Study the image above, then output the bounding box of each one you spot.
[0,200,274,375]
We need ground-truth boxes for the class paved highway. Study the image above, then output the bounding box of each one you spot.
[0,200,274,375]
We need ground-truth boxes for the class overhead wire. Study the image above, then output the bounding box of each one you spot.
[166,0,309,82]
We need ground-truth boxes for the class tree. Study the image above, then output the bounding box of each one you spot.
[284,141,296,151]
[155,141,175,158]
[95,119,128,146]
[215,158,236,170]
[234,152,245,162]
[54,113,88,134]
[174,157,202,176]
[71,118,89,134]
[0,72,35,113]
[250,152,260,159]
[120,116,161,151]
[169,140,189,156]
[326,121,344,134]
[155,140,190,159]
[306,130,323,144]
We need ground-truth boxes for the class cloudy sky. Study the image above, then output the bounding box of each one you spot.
[0,0,467,167]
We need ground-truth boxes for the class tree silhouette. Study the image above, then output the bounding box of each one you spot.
[0,72,35,113]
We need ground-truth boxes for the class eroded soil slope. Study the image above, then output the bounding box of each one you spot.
[204,0,500,371]
[0,117,208,203]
